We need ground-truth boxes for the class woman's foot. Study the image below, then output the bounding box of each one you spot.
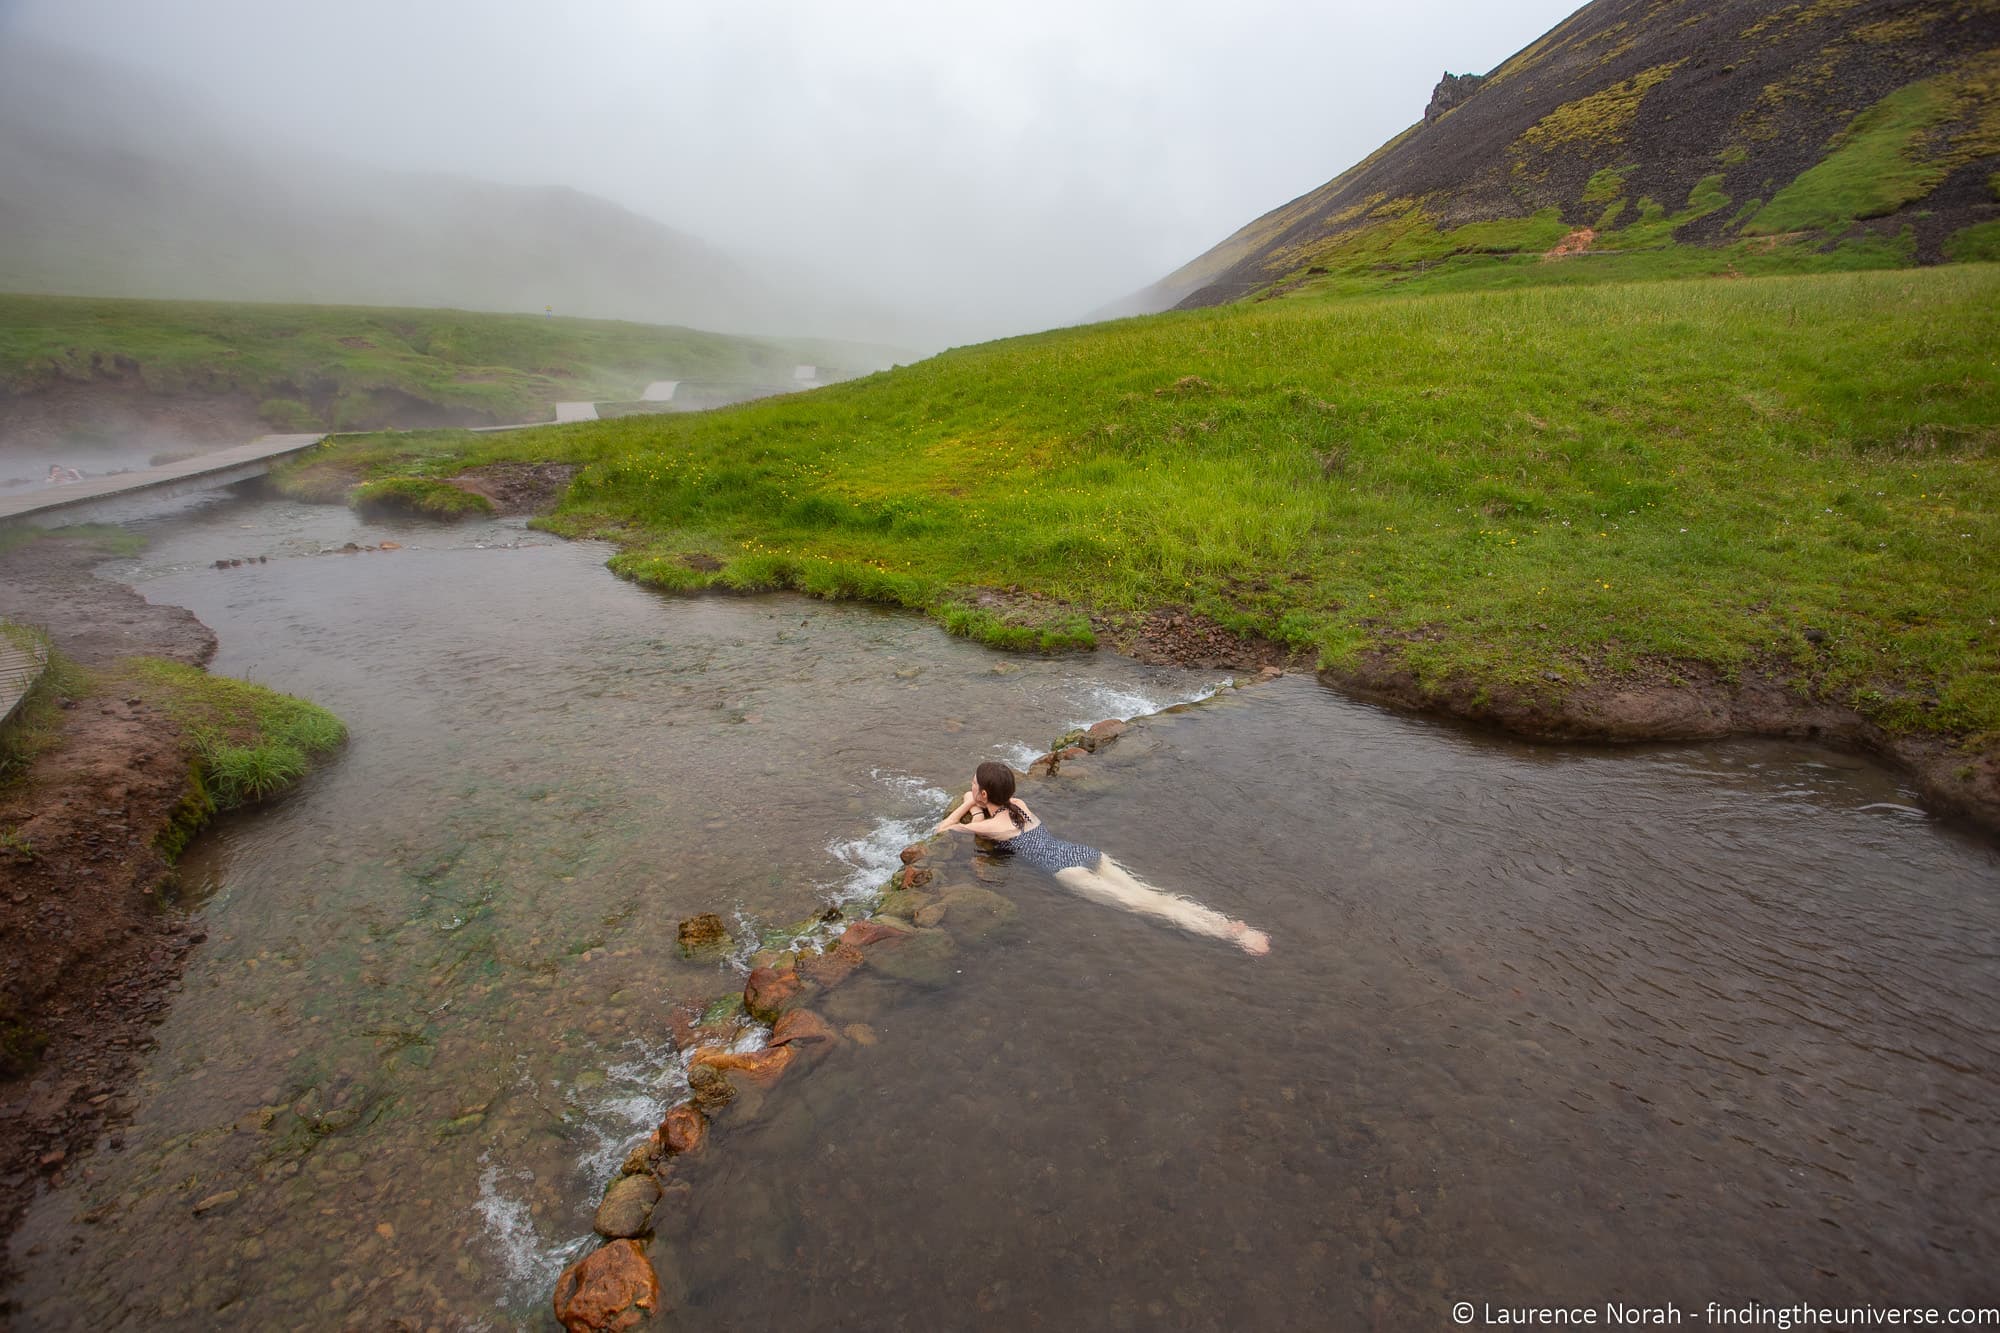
[1228,921,1271,956]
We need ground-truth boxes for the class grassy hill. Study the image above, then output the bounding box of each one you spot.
[1130,0,2000,310]
[287,266,2000,807]
[0,294,899,434]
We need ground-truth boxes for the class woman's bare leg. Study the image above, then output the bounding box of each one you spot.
[1054,856,1270,955]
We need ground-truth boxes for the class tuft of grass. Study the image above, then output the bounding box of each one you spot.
[350,475,494,519]
[128,659,346,813]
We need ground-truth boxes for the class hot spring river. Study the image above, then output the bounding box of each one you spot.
[8,496,1997,1330]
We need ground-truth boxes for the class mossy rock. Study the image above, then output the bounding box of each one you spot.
[875,888,937,923]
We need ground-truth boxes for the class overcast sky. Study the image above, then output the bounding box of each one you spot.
[8,0,1581,340]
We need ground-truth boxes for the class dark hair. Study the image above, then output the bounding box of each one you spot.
[975,760,1027,828]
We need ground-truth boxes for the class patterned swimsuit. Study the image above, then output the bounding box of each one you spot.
[995,822,1101,873]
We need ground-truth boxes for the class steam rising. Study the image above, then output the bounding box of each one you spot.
[3,0,1579,348]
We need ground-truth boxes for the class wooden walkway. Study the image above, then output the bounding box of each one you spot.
[0,633,48,728]
[0,434,325,530]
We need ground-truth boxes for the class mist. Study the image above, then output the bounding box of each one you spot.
[3,0,1581,348]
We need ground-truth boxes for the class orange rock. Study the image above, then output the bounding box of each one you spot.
[841,918,910,948]
[743,966,803,1022]
[687,1043,796,1085]
[552,1239,661,1331]
[1084,718,1127,743]
[796,940,865,988]
[659,1105,707,1155]
[898,843,928,865]
[899,864,934,890]
[770,1009,840,1049]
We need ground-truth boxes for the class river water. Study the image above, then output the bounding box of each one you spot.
[8,497,1997,1329]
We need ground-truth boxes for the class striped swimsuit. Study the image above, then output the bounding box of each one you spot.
[996,822,1101,873]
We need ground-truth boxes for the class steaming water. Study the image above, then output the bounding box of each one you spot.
[7,492,1997,1330]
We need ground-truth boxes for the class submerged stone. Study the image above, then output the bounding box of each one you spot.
[840,919,910,948]
[659,1105,707,1155]
[676,913,729,956]
[934,885,1018,942]
[770,1009,840,1050]
[862,927,958,987]
[875,888,936,923]
[743,966,805,1022]
[593,1174,661,1240]
[552,1239,661,1331]
[796,940,865,989]
[899,864,934,890]
[914,903,947,928]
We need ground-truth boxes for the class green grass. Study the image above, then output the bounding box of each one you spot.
[0,625,89,786]
[0,293,898,433]
[350,476,494,518]
[129,659,347,810]
[304,265,2000,752]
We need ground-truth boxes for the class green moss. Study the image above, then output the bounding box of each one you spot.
[1943,222,2000,263]
[1747,55,2000,234]
[1583,165,1634,204]
[1517,62,1684,156]
[1717,144,1751,167]
[350,476,494,518]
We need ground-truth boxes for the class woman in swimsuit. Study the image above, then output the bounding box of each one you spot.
[934,760,1271,956]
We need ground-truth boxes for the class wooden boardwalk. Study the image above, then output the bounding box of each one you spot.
[0,433,325,530]
[0,633,48,728]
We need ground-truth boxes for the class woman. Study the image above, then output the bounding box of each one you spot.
[934,760,1271,956]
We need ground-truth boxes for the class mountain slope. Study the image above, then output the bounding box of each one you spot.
[0,42,893,342]
[1139,0,2000,310]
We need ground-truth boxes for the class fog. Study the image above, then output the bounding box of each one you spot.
[4,0,1581,347]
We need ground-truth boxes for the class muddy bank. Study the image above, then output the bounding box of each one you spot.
[0,537,218,1276]
[1092,603,1999,837]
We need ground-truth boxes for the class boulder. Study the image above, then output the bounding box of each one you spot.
[743,966,804,1022]
[934,886,1018,942]
[770,1009,841,1050]
[796,940,865,988]
[1081,718,1128,750]
[593,1174,662,1239]
[676,913,729,955]
[686,1063,734,1113]
[863,927,959,987]
[687,1043,796,1085]
[875,888,937,923]
[841,918,911,948]
[659,1105,707,1155]
[552,1239,662,1331]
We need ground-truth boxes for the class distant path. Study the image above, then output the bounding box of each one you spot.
[0,434,326,531]
[554,401,598,423]
[641,380,680,402]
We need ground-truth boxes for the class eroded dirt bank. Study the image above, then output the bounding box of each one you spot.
[0,536,217,1277]
[1103,606,2000,837]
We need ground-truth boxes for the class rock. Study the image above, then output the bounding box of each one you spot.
[1057,747,1087,762]
[898,864,934,890]
[659,1105,706,1155]
[934,886,1018,942]
[875,888,937,922]
[593,1174,662,1239]
[1084,718,1128,747]
[843,1023,878,1046]
[1424,70,1485,123]
[743,966,804,1022]
[796,940,865,988]
[1257,665,1283,681]
[841,918,911,948]
[686,1064,734,1113]
[191,1189,239,1216]
[746,948,796,972]
[914,903,947,928]
[619,1140,659,1177]
[378,540,402,550]
[863,927,958,987]
[676,913,729,955]
[688,1044,796,1085]
[770,1009,840,1050]
[898,844,928,865]
[552,1239,662,1331]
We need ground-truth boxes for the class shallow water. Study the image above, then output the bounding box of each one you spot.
[9,494,1998,1330]
[6,495,1223,1327]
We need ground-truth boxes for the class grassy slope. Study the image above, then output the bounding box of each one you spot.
[303,264,2000,750]
[0,294,892,431]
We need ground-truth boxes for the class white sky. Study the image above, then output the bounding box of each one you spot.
[7,0,1582,339]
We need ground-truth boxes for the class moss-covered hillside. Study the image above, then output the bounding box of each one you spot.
[1140,0,2000,308]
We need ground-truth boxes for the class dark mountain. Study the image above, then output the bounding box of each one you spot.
[1134,0,2000,310]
